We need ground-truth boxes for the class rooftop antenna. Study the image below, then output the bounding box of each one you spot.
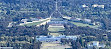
[50,0,58,18]
[50,0,64,18]
[55,1,58,11]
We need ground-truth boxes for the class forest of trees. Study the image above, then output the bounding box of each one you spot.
[0,25,48,36]
[1,0,111,30]
[0,0,111,49]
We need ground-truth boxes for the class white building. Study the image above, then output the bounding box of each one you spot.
[0,47,13,49]
[82,4,88,8]
[21,19,28,23]
[92,4,104,8]
[83,19,92,23]
[30,18,39,21]
[48,24,65,28]
[93,22,101,25]
[87,41,106,49]
[36,35,78,42]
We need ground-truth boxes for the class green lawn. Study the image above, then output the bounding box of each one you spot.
[106,46,111,49]
[23,21,43,26]
[48,27,65,32]
[21,19,49,26]
[49,33,62,36]
[71,22,99,28]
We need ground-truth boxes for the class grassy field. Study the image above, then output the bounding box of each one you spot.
[41,42,71,49]
[23,21,44,26]
[49,33,62,36]
[48,27,65,32]
[71,22,99,28]
[21,19,49,26]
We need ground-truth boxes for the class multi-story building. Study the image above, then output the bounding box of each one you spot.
[36,35,78,42]
[87,41,106,49]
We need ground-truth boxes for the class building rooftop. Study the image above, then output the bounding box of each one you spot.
[36,35,78,42]
[0,47,13,49]
[87,41,106,48]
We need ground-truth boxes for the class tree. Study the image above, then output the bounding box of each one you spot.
[33,41,42,49]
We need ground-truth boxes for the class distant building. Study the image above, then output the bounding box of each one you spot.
[70,17,82,22]
[48,18,66,25]
[76,18,82,21]
[7,22,17,27]
[0,47,13,49]
[48,24,65,28]
[83,19,92,24]
[87,41,106,49]
[48,11,67,32]
[70,17,92,24]
[63,16,71,20]
[21,19,28,23]
[82,4,88,8]
[30,18,39,21]
[92,4,104,8]
[47,0,68,32]
[36,35,78,42]
[7,22,13,27]
[93,22,101,25]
